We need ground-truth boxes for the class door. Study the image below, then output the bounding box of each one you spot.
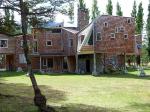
[86,60,90,73]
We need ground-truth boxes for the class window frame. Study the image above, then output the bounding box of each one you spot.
[110,33,115,39]
[104,22,108,27]
[124,34,128,39]
[96,32,102,41]
[69,38,73,47]
[46,40,52,46]
[0,39,8,48]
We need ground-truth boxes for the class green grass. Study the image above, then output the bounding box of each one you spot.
[0,69,150,112]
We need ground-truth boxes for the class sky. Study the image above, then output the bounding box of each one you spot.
[55,0,149,27]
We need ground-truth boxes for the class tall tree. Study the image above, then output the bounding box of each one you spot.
[106,0,113,15]
[116,2,123,16]
[68,2,74,22]
[79,0,86,9]
[131,0,137,18]
[91,0,100,20]
[136,2,144,34]
[0,0,74,111]
[147,1,150,57]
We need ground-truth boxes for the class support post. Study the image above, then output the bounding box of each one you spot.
[92,53,98,75]
[75,54,78,73]
[40,56,42,72]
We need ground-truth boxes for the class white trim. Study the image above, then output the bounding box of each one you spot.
[96,32,102,41]
[46,40,52,46]
[127,18,132,24]
[110,33,115,38]
[0,39,8,48]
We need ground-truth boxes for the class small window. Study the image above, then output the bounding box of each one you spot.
[0,40,8,48]
[69,39,73,47]
[19,54,26,64]
[120,26,124,32]
[96,32,102,41]
[127,18,131,24]
[80,35,85,44]
[42,58,47,66]
[46,40,52,46]
[104,22,108,27]
[110,33,115,38]
[124,34,128,39]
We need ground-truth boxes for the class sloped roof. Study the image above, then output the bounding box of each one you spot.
[62,28,78,34]
[41,21,64,28]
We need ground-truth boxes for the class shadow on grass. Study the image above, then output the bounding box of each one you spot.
[0,82,67,112]
[55,103,121,112]
[0,71,25,77]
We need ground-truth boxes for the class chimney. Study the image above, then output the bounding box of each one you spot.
[77,7,89,31]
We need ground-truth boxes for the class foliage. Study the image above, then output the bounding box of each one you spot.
[68,2,74,22]
[106,0,113,15]
[147,2,150,57]
[131,0,137,18]
[136,2,144,34]
[91,0,100,20]
[79,0,86,9]
[116,2,123,16]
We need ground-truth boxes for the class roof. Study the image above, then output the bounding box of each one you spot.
[41,21,64,28]
[62,28,78,34]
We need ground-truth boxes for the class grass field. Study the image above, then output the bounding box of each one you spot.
[0,69,150,112]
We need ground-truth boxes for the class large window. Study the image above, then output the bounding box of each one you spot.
[0,39,8,48]
[33,41,38,53]
[19,54,26,64]
[96,32,102,41]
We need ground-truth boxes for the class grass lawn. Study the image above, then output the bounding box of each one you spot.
[0,70,150,112]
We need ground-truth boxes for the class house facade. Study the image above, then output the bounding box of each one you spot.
[0,7,142,74]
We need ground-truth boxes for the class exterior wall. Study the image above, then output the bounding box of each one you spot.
[62,29,77,56]
[78,8,89,31]
[94,15,135,54]
[0,34,16,54]
[67,56,76,72]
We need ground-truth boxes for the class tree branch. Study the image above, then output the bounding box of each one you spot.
[0,6,20,12]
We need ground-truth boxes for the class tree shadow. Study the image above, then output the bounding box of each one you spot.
[0,82,67,112]
[55,103,121,112]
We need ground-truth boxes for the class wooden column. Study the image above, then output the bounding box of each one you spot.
[40,56,42,72]
[92,53,97,75]
[75,54,78,73]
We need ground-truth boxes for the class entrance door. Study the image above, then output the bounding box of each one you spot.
[86,60,90,73]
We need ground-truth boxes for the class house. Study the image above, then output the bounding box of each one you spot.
[0,7,142,74]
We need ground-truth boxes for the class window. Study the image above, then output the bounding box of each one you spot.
[124,34,128,39]
[19,54,26,64]
[33,41,38,53]
[115,27,119,33]
[110,33,115,38]
[120,27,124,32]
[51,29,61,33]
[96,32,102,41]
[127,18,132,24]
[69,39,73,47]
[0,40,8,48]
[104,22,108,27]
[42,58,47,66]
[46,40,52,46]
[80,35,84,44]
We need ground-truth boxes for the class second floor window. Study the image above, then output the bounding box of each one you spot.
[33,41,38,53]
[0,40,8,48]
[96,32,102,41]
[69,39,73,47]
[110,33,115,38]
[46,40,52,46]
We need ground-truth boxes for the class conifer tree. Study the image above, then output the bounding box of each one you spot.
[106,0,113,15]
[91,0,100,20]
[131,0,137,18]
[116,2,123,16]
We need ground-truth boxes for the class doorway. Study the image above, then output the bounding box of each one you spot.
[86,60,90,73]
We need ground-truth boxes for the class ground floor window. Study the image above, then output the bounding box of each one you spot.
[19,54,26,64]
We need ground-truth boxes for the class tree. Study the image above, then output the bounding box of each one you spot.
[91,0,100,20]
[131,0,137,18]
[68,2,74,22]
[136,2,144,34]
[79,0,86,9]
[0,0,74,111]
[147,1,150,57]
[106,0,113,15]
[116,2,123,16]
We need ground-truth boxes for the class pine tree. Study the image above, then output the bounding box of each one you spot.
[136,2,144,34]
[79,0,86,9]
[116,2,123,16]
[147,2,150,57]
[106,0,113,15]
[91,0,100,20]
[131,0,137,18]
[68,2,74,22]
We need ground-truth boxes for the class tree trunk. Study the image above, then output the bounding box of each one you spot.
[19,0,55,111]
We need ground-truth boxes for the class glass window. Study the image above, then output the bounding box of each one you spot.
[104,22,108,27]
[96,32,102,41]
[0,40,8,48]
[46,40,52,46]
[124,34,128,39]
[110,33,115,38]
[19,54,26,64]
